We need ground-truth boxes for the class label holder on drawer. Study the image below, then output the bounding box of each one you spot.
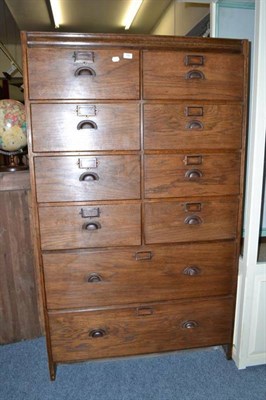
[78,157,98,169]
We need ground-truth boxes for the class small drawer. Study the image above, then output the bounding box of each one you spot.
[43,242,236,309]
[144,103,243,150]
[27,48,140,99]
[49,297,234,362]
[31,103,140,152]
[144,153,240,198]
[39,203,141,250]
[144,198,238,244]
[35,155,140,202]
[143,51,244,100]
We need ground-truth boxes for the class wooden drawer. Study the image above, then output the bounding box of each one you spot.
[35,155,140,202]
[27,48,140,100]
[39,203,141,250]
[144,153,240,198]
[143,51,244,100]
[31,103,140,152]
[43,242,236,310]
[144,103,243,150]
[144,198,238,244]
[49,297,234,362]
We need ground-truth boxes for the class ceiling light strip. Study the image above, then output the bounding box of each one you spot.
[49,0,62,28]
[124,0,143,30]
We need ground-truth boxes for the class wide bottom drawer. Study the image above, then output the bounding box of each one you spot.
[49,297,234,362]
[43,242,237,309]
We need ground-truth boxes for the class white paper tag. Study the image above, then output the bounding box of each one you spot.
[112,56,120,62]
[123,53,133,59]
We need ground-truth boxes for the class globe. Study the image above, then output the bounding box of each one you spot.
[0,99,27,152]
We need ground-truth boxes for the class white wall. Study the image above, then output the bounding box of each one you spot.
[153,1,209,36]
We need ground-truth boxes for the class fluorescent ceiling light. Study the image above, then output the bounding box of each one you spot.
[124,0,143,30]
[49,0,62,28]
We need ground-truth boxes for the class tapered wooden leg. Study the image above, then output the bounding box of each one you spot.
[49,361,57,381]
[223,344,233,360]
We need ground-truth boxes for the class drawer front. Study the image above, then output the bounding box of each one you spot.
[145,153,240,198]
[43,242,236,309]
[49,297,234,362]
[143,51,244,100]
[39,203,141,250]
[31,103,140,152]
[35,155,140,202]
[144,198,238,244]
[27,48,140,99]
[144,103,243,150]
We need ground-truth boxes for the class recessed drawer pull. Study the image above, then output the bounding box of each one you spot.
[74,66,96,76]
[185,169,202,180]
[184,215,202,225]
[182,266,201,276]
[87,273,102,283]
[77,120,98,130]
[185,70,205,80]
[89,329,106,338]
[187,120,204,130]
[135,251,153,261]
[79,172,99,181]
[83,222,101,231]
[182,320,199,329]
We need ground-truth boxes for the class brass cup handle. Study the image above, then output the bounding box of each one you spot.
[185,169,202,180]
[79,172,99,181]
[182,320,199,329]
[74,66,96,76]
[184,215,202,225]
[187,120,204,130]
[77,120,98,130]
[185,70,205,80]
[89,329,106,338]
[83,222,101,231]
[87,273,102,283]
[182,266,201,276]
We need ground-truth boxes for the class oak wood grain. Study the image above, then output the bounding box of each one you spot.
[31,103,140,152]
[143,51,244,100]
[144,103,243,150]
[39,203,141,250]
[144,153,241,198]
[49,297,234,362]
[35,155,141,202]
[27,48,140,100]
[43,242,236,309]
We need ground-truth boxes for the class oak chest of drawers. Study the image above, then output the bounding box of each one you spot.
[21,32,249,380]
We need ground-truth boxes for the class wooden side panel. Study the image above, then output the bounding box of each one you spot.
[0,175,42,343]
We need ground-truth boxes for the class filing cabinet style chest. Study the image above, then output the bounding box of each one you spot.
[21,32,249,380]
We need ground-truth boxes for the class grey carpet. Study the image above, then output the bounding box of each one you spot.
[0,338,265,400]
